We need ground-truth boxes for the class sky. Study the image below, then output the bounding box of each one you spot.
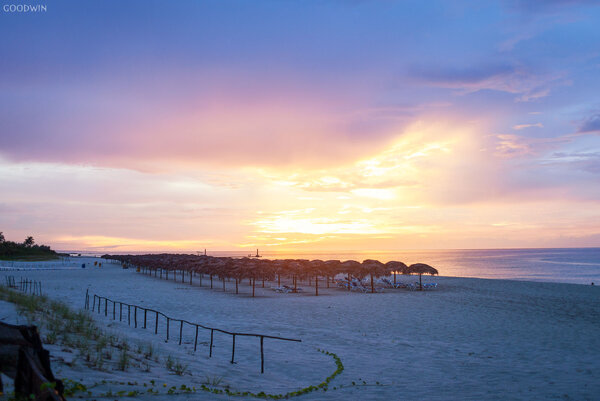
[1,0,600,252]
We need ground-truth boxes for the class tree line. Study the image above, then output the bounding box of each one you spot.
[0,232,58,260]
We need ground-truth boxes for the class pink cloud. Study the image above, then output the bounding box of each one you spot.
[0,70,414,172]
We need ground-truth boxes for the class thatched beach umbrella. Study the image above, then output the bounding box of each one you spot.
[236,257,259,295]
[362,259,389,293]
[340,260,361,291]
[386,261,408,285]
[271,259,286,286]
[257,259,275,288]
[193,258,209,285]
[217,259,237,291]
[230,259,248,294]
[309,259,326,296]
[324,260,341,288]
[286,260,305,292]
[406,263,438,291]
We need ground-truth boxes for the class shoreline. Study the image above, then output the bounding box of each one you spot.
[1,262,597,286]
[49,248,600,285]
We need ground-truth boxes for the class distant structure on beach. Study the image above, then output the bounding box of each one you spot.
[248,249,261,258]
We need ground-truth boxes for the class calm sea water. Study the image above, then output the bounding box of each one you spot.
[65,248,600,285]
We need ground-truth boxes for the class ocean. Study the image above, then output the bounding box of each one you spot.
[64,247,600,285]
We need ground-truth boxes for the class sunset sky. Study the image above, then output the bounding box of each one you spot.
[1,0,600,252]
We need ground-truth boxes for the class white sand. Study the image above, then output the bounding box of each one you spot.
[1,257,599,400]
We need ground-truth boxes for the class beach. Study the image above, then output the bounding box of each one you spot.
[1,257,599,400]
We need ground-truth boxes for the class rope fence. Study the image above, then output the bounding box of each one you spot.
[84,290,301,373]
[4,276,43,296]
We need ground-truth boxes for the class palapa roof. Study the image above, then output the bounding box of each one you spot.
[406,263,438,275]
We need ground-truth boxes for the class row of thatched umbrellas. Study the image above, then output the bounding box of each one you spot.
[102,254,438,296]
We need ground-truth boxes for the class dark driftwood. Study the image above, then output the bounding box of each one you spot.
[0,321,66,400]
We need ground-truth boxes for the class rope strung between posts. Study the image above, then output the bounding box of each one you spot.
[84,289,301,373]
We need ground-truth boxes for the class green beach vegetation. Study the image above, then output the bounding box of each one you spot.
[0,232,59,260]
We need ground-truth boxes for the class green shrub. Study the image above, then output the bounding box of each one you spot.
[118,348,130,371]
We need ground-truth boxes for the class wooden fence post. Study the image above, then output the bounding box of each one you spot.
[209,329,214,357]
[194,325,199,351]
[155,311,158,334]
[260,336,265,374]
[231,334,236,364]
[179,321,183,345]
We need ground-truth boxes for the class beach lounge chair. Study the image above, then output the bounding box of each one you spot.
[350,282,369,292]
[381,278,395,288]
[336,280,348,289]
[280,285,303,293]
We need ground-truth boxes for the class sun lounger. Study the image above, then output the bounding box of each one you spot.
[279,285,303,293]
[381,278,395,288]
[336,280,349,289]
[350,283,368,292]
